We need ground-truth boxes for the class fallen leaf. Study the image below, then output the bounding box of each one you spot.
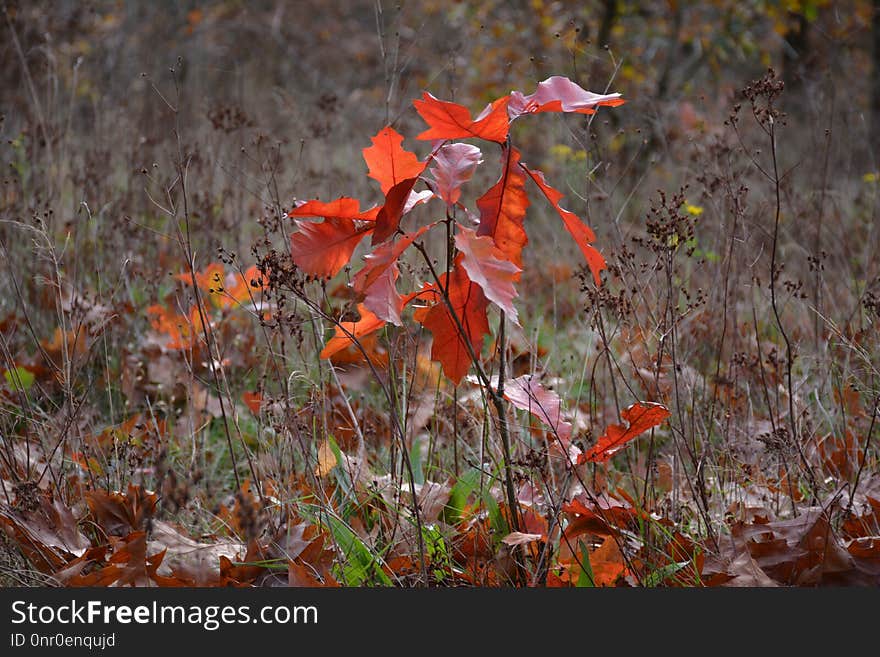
[501,531,544,546]
[580,402,671,463]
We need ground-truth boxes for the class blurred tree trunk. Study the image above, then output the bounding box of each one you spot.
[872,0,880,161]
[781,11,810,93]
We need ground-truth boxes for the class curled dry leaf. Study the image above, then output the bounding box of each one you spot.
[501,531,544,547]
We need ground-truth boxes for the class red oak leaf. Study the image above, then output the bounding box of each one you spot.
[287,197,380,222]
[476,146,530,277]
[508,76,624,119]
[503,374,573,441]
[373,169,428,245]
[242,391,262,414]
[414,92,510,143]
[362,265,402,326]
[353,225,434,293]
[579,402,671,463]
[363,126,424,195]
[176,263,265,309]
[352,224,435,325]
[413,258,490,384]
[428,143,483,206]
[520,164,606,285]
[290,217,372,279]
[319,304,386,360]
[455,225,520,324]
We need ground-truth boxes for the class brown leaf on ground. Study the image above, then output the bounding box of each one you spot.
[85,485,157,537]
[0,492,90,573]
[722,551,779,587]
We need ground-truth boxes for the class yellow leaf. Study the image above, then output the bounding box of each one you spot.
[315,439,337,478]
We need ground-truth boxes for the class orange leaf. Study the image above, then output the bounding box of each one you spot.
[363,126,424,195]
[414,92,510,143]
[588,536,628,586]
[476,146,530,276]
[319,304,386,360]
[242,391,262,414]
[580,402,671,463]
[521,164,605,286]
[413,258,489,384]
[146,304,205,350]
[290,218,372,279]
[287,197,380,221]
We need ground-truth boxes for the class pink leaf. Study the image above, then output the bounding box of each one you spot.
[509,76,624,119]
[455,226,521,324]
[428,143,483,206]
[503,375,572,441]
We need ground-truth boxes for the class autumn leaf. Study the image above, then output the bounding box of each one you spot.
[353,224,434,294]
[501,532,544,547]
[520,164,606,286]
[361,266,402,326]
[290,218,373,279]
[146,304,206,350]
[455,226,520,324]
[178,263,265,309]
[373,168,429,245]
[428,142,483,206]
[476,146,530,276]
[242,391,262,414]
[508,76,624,119]
[363,126,424,195]
[580,402,671,463]
[352,224,435,325]
[587,536,628,586]
[413,258,490,384]
[319,304,386,360]
[414,92,510,143]
[503,374,572,441]
[287,197,380,222]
